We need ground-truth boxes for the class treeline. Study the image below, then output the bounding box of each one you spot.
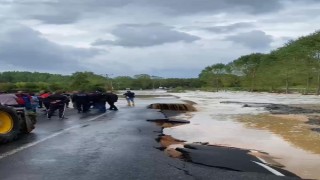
[0,72,201,92]
[199,30,320,94]
[1,31,319,94]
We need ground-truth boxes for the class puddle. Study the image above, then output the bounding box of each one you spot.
[165,91,320,179]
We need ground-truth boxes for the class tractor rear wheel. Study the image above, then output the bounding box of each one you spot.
[0,106,21,144]
[19,112,36,134]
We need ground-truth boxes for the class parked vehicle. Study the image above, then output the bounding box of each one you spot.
[0,105,37,144]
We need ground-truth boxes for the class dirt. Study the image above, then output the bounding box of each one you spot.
[306,116,320,126]
[264,104,320,114]
[221,101,320,114]
[269,114,308,122]
[155,135,185,159]
[311,128,320,133]
[147,101,318,178]
[237,114,320,154]
[148,103,197,111]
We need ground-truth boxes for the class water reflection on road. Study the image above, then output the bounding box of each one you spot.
[165,92,320,179]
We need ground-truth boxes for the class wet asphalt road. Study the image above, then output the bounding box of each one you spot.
[0,98,297,180]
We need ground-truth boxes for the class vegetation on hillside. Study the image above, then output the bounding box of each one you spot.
[0,31,319,94]
[199,31,320,94]
[0,71,201,92]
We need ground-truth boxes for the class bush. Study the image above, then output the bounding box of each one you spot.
[167,86,186,93]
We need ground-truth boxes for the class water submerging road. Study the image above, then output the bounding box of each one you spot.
[164,91,320,179]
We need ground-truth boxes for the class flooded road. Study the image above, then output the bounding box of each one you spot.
[1,94,288,180]
[165,91,320,179]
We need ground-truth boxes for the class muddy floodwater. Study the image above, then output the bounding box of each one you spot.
[164,91,320,179]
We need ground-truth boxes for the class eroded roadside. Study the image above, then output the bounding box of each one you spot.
[146,103,299,178]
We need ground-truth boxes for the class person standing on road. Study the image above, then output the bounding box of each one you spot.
[30,93,39,112]
[94,91,108,113]
[40,91,51,112]
[62,92,71,108]
[123,90,135,106]
[16,91,32,110]
[72,91,90,113]
[47,91,68,120]
[106,91,118,111]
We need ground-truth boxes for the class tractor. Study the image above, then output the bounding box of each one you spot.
[0,104,37,144]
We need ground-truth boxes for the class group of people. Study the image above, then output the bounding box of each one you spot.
[0,90,135,120]
[0,91,41,112]
[72,91,119,113]
[0,90,71,119]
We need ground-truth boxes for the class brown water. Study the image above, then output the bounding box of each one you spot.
[163,92,320,179]
[134,91,320,179]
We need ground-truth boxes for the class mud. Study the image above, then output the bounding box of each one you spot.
[237,114,320,154]
[306,116,320,126]
[151,120,186,158]
[147,107,189,159]
[148,103,196,111]
[221,101,320,114]
[155,135,185,158]
[269,114,308,122]
[311,128,320,133]
[169,91,320,179]
[148,106,299,178]
[147,119,190,124]
[224,101,320,134]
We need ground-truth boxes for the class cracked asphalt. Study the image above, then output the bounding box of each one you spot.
[0,98,298,180]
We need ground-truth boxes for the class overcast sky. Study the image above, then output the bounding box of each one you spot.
[0,0,320,78]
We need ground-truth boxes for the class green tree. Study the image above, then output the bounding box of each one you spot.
[70,72,90,91]
[133,74,152,89]
[230,53,265,91]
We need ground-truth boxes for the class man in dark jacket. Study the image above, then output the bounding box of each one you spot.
[72,91,90,113]
[106,91,118,111]
[47,91,68,120]
[93,91,107,113]
[123,90,135,106]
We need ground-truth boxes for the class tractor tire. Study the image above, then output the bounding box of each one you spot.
[19,113,36,134]
[0,106,21,144]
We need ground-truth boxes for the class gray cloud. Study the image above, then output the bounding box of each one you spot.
[6,0,131,24]
[140,0,283,15]
[4,0,285,24]
[92,23,200,47]
[225,30,273,49]
[32,12,80,24]
[205,22,255,33]
[0,23,101,71]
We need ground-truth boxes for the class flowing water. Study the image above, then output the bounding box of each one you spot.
[163,91,320,179]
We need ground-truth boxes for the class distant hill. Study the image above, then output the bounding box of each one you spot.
[199,31,320,94]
